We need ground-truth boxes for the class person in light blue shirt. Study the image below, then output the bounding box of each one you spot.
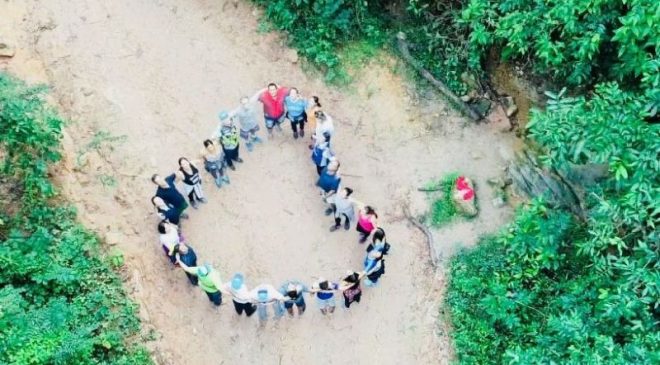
[249,284,285,322]
[279,280,309,316]
[284,88,313,140]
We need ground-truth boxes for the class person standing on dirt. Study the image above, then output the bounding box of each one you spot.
[339,271,364,308]
[201,139,230,187]
[328,187,360,232]
[306,97,322,140]
[250,283,286,322]
[368,228,392,256]
[317,160,341,209]
[215,111,243,171]
[222,273,257,317]
[363,250,385,288]
[152,196,182,226]
[173,243,198,286]
[251,82,288,137]
[279,280,309,317]
[177,157,207,209]
[229,96,262,151]
[356,205,379,244]
[310,278,339,315]
[284,87,312,140]
[158,220,181,264]
[179,262,224,306]
[311,135,335,176]
[152,173,189,219]
[311,109,334,148]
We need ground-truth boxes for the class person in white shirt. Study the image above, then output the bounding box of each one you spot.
[222,273,256,317]
[249,283,286,321]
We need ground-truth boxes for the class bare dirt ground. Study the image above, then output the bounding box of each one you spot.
[1,0,517,364]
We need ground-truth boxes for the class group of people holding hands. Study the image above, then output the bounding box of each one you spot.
[150,82,391,320]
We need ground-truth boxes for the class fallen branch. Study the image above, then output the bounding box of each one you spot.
[396,32,483,122]
[403,204,438,267]
[417,186,442,192]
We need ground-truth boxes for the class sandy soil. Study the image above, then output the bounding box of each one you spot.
[1,0,517,364]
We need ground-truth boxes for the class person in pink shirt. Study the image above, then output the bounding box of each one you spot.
[251,82,289,137]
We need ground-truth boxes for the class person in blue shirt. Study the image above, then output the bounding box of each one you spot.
[279,280,309,317]
[310,278,339,315]
[284,88,315,140]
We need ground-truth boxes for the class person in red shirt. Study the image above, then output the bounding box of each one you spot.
[251,82,289,137]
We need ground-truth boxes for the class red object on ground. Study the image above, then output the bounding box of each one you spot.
[455,176,474,200]
[456,176,469,190]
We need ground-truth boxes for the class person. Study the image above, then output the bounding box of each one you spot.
[328,187,359,232]
[201,139,230,187]
[317,160,341,198]
[363,250,385,288]
[284,88,312,140]
[152,196,182,225]
[368,228,392,256]
[173,243,198,286]
[157,220,180,263]
[222,273,257,317]
[279,280,308,317]
[339,271,363,308]
[252,82,289,137]
[177,157,207,209]
[312,109,334,148]
[311,137,335,176]
[152,173,189,219]
[230,96,262,151]
[179,262,224,306]
[249,284,286,322]
[310,278,339,315]
[215,112,244,170]
[306,96,323,148]
[356,205,379,244]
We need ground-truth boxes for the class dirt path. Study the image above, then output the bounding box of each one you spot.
[2,0,517,364]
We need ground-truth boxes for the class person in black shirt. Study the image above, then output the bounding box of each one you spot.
[152,173,189,218]
[151,196,182,225]
[174,243,198,286]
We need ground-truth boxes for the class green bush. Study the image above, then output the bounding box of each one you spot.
[0,72,151,365]
[460,0,659,89]
[446,84,659,364]
[251,0,390,83]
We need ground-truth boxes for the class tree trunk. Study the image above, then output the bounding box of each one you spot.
[396,32,483,122]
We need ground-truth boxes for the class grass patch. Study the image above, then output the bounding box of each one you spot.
[424,173,478,227]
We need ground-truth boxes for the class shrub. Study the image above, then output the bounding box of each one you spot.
[251,0,390,83]
[446,83,659,364]
[0,72,151,365]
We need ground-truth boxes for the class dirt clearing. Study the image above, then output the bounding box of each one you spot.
[1,0,517,363]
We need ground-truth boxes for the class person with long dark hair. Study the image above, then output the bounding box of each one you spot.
[339,271,364,308]
[201,139,229,187]
[356,205,379,244]
[152,196,182,225]
[177,157,206,209]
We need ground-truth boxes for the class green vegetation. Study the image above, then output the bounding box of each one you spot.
[253,1,659,363]
[0,73,151,364]
[251,0,389,83]
[446,82,659,363]
[424,173,476,227]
